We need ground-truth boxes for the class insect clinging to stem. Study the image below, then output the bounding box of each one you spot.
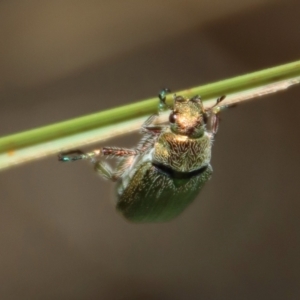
[59,89,229,223]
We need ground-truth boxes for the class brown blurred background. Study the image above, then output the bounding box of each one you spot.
[0,1,300,299]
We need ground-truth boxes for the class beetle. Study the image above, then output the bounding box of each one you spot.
[59,89,227,222]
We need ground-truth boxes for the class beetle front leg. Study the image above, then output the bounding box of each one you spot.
[140,113,166,135]
[158,88,172,111]
[140,88,171,135]
[206,95,228,135]
[140,114,161,134]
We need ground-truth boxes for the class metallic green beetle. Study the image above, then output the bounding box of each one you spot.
[59,90,227,222]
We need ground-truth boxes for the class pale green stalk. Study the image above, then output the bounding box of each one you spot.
[0,60,300,171]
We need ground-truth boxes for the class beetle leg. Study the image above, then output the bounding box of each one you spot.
[142,113,158,127]
[59,139,156,181]
[95,136,157,181]
[206,95,230,135]
[140,88,172,135]
[92,146,141,181]
[140,113,166,135]
[158,88,172,111]
[111,133,158,179]
[101,134,157,159]
[94,156,138,182]
[216,95,226,105]
[59,147,141,163]
[209,114,220,135]
[94,160,116,181]
[140,114,165,134]
[101,147,141,157]
[112,156,136,181]
[58,150,96,162]
[144,87,172,127]
[137,133,158,152]
[141,112,166,134]
[90,147,141,181]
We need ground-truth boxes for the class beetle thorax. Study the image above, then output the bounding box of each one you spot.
[153,129,212,173]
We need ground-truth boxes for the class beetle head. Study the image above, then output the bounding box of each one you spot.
[169,95,207,138]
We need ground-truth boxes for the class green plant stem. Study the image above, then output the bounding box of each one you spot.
[0,60,300,171]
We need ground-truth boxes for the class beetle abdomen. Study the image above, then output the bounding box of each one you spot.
[116,162,212,222]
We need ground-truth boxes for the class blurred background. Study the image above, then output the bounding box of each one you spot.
[0,0,300,299]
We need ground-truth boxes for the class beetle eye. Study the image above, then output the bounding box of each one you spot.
[169,112,177,123]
